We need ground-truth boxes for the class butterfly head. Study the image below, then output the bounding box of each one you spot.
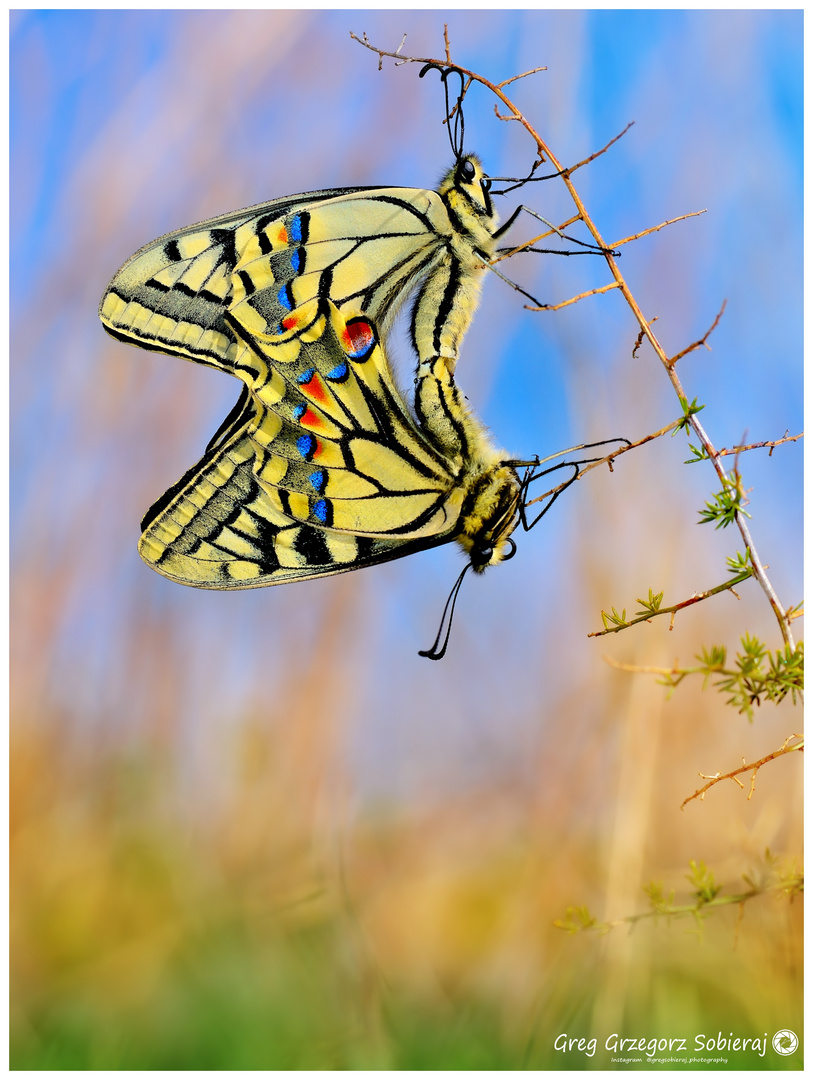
[438,154,497,235]
[419,463,521,660]
[457,464,522,574]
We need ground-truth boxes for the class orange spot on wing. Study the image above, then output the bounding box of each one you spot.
[300,408,323,430]
[300,372,327,403]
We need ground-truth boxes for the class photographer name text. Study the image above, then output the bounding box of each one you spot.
[554,1032,768,1059]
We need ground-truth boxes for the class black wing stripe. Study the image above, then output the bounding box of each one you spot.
[102,318,234,372]
[205,384,253,454]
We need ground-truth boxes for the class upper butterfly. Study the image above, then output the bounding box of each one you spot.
[99,155,510,386]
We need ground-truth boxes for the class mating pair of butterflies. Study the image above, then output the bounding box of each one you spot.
[99,151,552,656]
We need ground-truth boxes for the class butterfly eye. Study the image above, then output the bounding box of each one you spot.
[472,543,493,571]
[459,159,476,184]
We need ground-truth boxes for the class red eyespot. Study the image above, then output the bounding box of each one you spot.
[344,318,375,358]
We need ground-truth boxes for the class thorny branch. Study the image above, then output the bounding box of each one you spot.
[587,571,753,638]
[525,417,682,514]
[497,66,548,89]
[568,121,636,174]
[669,301,727,367]
[555,855,803,935]
[352,29,800,651]
[532,281,620,312]
[613,209,708,249]
[680,735,804,809]
[713,432,803,459]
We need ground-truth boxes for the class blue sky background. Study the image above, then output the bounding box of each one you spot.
[11,9,802,807]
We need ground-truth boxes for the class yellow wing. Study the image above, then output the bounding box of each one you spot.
[99,156,499,380]
[138,300,475,588]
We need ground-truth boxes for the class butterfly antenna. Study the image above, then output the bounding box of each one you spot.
[419,63,466,161]
[418,563,470,661]
[488,161,567,197]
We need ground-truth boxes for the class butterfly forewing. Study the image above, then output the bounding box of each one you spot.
[99,157,498,377]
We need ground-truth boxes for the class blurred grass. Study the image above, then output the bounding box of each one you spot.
[11,707,803,1070]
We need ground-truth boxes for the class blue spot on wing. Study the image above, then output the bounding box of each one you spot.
[297,367,316,385]
[277,283,294,310]
[313,499,329,524]
[326,361,349,382]
[288,214,304,243]
[296,433,317,460]
[309,470,327,494]
[290,248,302,274]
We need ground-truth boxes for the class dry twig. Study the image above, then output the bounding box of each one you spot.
[715,432,803,458]
[681,735,804,809]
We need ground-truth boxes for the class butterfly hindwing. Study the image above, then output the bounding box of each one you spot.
[138,300,471,588]
[238,304,471,538]
[138,415,415,589]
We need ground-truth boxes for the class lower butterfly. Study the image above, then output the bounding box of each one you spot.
[135,292,524,579]
[125,290,566,657]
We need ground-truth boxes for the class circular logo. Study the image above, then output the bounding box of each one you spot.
[773,1030,798,1056]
